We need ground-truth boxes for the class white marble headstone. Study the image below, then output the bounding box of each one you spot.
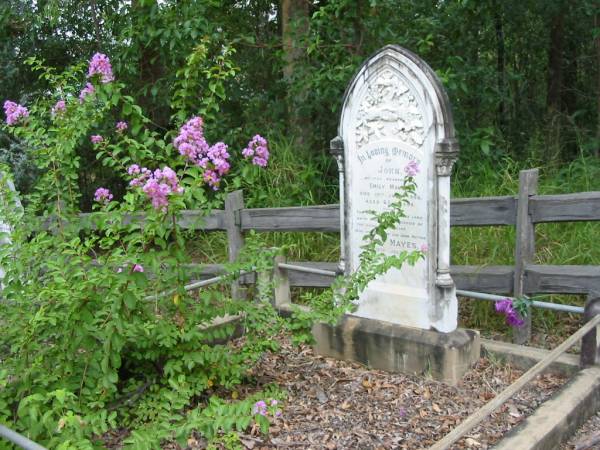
[332,45,459,333]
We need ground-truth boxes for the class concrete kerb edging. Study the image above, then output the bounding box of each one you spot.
[492,366,600,450]
[480,338,580,376]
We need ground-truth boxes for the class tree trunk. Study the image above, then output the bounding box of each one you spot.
[281,0,309,145]
[596,12,600,157]
[547,10,565,112]
[493,0,507,135]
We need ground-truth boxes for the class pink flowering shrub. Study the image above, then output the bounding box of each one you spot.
[3,100,29,125]
[242,134,269,167]
[0,50,289,450]
[404,159,419,177]
[173,116,231,189]
[51,100,66,116]
[79,82,95,102]
[87,52,114,83]
[94,187,113,204]
[128,165,184,210]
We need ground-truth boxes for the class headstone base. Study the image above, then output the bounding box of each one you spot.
[312,315,480,385]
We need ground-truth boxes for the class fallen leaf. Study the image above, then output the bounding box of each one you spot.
[240,438,256,449]
[315,386,328,403]
[465,437,481,447]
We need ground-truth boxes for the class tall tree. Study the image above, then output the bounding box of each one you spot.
[281,0,309,144]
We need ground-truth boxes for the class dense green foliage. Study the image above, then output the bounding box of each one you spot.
[0,60,295,448]
[2,0,598,199]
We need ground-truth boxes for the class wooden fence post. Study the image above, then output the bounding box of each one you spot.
[224,190,245,300]
[513,169,538,344]
[581,292,600,367]
[255,251,291,306]
[272,254,291,308]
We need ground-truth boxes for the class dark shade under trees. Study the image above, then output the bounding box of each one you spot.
[1,0,599,193]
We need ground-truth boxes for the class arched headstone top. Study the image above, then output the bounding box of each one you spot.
[339,45,456,146]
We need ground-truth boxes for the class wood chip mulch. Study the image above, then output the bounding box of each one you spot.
[231,337,567,450]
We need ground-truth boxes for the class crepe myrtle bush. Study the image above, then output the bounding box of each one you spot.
[0,52,425,448]
[0,52,290,449]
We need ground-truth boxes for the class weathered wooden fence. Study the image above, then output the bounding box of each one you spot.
[140,168,600,344]
[71,168,600,344]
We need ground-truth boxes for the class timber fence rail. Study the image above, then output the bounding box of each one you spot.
[25,168,600,345]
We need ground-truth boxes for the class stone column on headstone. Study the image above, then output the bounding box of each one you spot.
[330,136,346,274]
[433,138,460,331]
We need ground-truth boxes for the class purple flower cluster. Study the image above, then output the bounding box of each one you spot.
[252,399,281,417]
[79,83,95,102]
[404,160,420,177]
[116,121,128,133]
[90,135,103,144]
[51,100,66,116]
[87,53,114,83]
[495,298,525,327]
[94,187,113,204]
[129,165,183,211]
[173,117,231,190]
[242,135,269,167]
[3,100,29,125]
[252,400,267,416]
[117,263,144,274]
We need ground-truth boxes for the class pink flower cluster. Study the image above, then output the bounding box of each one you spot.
[116,121,128,133]
[117,263,144,273]
[404,160,420,177]
[91,135,103,144]
[51,100,66,116]
[252,399,281,417]
[242,135,269,167]
[79,83,95,102]
[173,117,231,190]
[495,298,525,327]
[128,165,183,211]
[94,187,113,204]
[87,53,114,83]
[3,100,29,125]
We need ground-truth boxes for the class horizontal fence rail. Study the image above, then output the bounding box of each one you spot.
[530,192,600,223]
[65,192,600,232]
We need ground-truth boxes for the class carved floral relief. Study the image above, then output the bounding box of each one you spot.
[354,69,425,149]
